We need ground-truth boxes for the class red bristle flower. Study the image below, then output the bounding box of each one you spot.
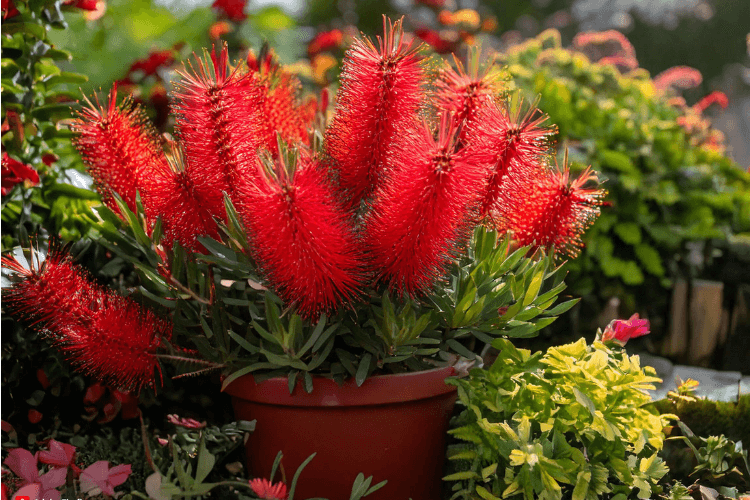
[653,66,702,91]
[2,247,171,392]
[493,165,606,258]
[239,153,361,317]
[465,99,555,218]
[140,143,222,251]
[255,69,314,156]
[436,53,501,138]
[693,90,729,114]
[71,86,168,216]
[171,45,264,221]
[325,17,425,209]
[364,114,487,295]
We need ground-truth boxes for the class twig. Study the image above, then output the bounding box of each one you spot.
[167,275,212,306]
[139,409,159,473]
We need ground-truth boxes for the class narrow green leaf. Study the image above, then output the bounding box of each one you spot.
[288,452,316,500]
[355,353,372,387]
[194,436,215,484]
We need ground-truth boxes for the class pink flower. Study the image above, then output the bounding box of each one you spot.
[167,414,207,429]
[38,440,77,470]
[80,461,131,496]
[602,313,650,345]
[249,478,288,500]
[3,448,66,500]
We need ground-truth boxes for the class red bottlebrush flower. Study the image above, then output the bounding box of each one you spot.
[493,164,606,258]
[71,85,169,217]
[572,30,637,65]
[325,17,426,209]
[436,51,501,138]
[414,28,459,54]
[171,46,264,221]
[64,0,98,10]
[601,313,650,345]
[307,29,344,59]
[2,153,39,196]
[415,0,445,8]
[255,69,314,156]
[1,247,171,392]
[597,54,638,72]
[652,66,702,91]
[212,0,246,22]
[249,478,288,500]
[127,49,175,77]
[693,90,729,114]
[239,153,361,317]
[139,143,221,251]
[209,21,233,40]
[464,99,555,218]
[364,114,487,295]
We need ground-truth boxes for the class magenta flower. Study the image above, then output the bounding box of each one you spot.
[167,414,207,429]
[249,478,288,500]
[3,448,66,500]
[602,313,650,346]
[37,439,76,470]
[79,461,132,496]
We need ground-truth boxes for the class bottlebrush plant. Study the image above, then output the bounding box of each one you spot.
[1,18,605,393]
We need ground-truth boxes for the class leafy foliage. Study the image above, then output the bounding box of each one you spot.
[445,337,673,499]
[500,30,750,334]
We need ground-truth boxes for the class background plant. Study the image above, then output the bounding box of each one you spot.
[445,336,672,500]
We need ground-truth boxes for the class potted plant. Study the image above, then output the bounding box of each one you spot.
[1,18,606,500]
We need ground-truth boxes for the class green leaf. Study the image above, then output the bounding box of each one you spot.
[194,436,215,484]
[355,353,372,387]
[446,339,477,360]
[220,363,276,391]
[443,471,480,481]
[522,270,544,307]
[475,485,502,500]
[288,452,316,500]
[634,244,664,277]
[613,222,642,245]
[228,331,258,354]
[44,71,88,86]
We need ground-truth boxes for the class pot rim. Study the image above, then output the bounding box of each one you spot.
[223,365,458,407]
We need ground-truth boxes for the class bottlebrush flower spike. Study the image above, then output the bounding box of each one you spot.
[71,85,168,216]
[239,150,361,317]
[171,45,264,221]
[493,158,606,258]
[1,246,171,392]
[436,49,502,138]
[325,16,426,209]
[466,98,556,218]
[140,142,221,251]
[364,113,487,295]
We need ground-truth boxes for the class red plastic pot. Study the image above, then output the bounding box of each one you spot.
[224,366,458,500]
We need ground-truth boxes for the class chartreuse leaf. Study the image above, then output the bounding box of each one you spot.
[194,436,215,484]
[475,485,502,500]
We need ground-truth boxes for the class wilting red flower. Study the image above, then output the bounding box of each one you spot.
[465,99,555,218]
[364,114,487,295]
[128,49,175,77]
[71,85,169,217]
[653,66,702,91]
[693,90,729,114]
[239,154,361,317]
[212,0,246,22]
[1,246,171,391]
[38,440,76,470]
[167,414,207,429]
[601,313,650,345]
[249,478,288,500]
[307,29,344,59]
[2,153,39,195]
[326,17,425,209]
[572,30,637,67]
[64,0,99,10]
[171,46,264,220]
[414,28,459,54]
[493,165,605,258]
[436,53,500,137]
[80,461,131,497]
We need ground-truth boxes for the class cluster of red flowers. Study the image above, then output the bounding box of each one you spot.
[2,19,606,390]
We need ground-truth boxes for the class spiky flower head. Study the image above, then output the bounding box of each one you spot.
[238,149,362,318]
[71,86,168,217]
[171,45,264,221]
[493,159,606,258]
[2,246,171,392]
[364,113,487,295]
[325,16,426,209]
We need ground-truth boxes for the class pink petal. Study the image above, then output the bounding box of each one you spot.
[38,440,76,468]
[40,487,61,500]
[80,460,110,494]
[3,448,38,484]
[39,466,67,490]
[108,463,132,487]
[12,483,41,500]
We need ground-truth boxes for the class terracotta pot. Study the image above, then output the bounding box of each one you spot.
[224,366,458,500]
